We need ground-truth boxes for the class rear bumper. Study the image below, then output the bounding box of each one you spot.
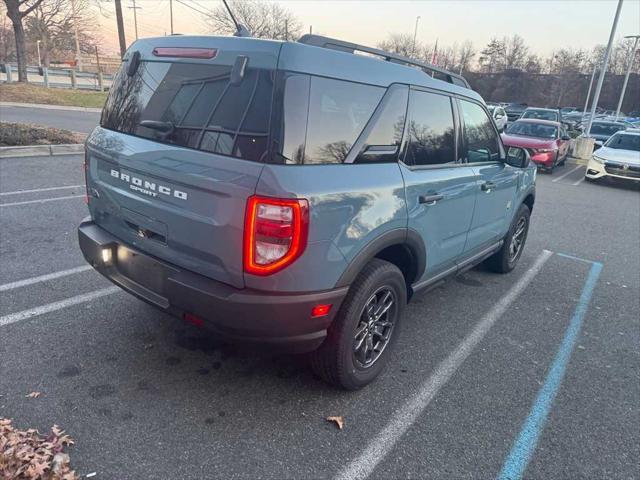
[78,219,348,353]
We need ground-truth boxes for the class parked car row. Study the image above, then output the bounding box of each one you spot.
[500,119,571,173]
[585,129,640,183]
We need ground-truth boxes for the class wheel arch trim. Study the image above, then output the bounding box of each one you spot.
[335,228,426,288]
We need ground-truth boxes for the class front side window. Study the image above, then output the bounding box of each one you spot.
[101,61,273,162]
[460,100,501,163]
[404,90,456,166]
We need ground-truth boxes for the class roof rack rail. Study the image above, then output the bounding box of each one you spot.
[297,34,471,89]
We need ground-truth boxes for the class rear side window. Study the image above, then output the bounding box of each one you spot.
[101,61,274,162]
[460,100,501,163]
[353,85,408,164]
[404,90,456,166]
[304,78,384,164]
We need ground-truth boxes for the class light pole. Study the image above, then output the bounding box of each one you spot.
[169,0,174,35]
[411,16,420,57]
[585,0,623,137]
[583,65,597,114]
[615,34,640,120]
[128,0,141,41]
[36,40,41,68]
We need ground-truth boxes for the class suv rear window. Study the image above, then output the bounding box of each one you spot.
[273,74,384,164]
[101,61,274,162]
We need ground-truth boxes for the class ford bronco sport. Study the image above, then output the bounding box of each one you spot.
[78,34,536,390]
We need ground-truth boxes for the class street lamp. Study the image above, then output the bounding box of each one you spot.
[36,40,42,68]
[584,0,623,137]
[615,34,640,120]
[412,16,420,57]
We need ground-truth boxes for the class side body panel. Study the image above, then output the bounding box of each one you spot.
[250,163,407,292]
[464,163,520,251]
[401,163,477,278]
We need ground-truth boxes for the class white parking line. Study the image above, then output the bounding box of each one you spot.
[0,194,82,207]
[0,184,84,196]
[0,286,120,327]
[572,177,586,186]
[334,249,554,480]
[551,165,583,183]
[0,265,93,292]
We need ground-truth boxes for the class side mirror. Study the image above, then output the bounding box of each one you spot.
[505,146,530,168]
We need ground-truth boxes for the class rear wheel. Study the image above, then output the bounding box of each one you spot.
[485,203,530,273]
[310,259,406,390]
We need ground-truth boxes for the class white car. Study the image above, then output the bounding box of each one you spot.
[585,130,640,182]
[488,105,508,132]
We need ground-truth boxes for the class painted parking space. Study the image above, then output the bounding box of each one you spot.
[1,153,638,479]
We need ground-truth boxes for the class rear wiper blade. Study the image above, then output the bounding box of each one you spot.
[139,120,175,134]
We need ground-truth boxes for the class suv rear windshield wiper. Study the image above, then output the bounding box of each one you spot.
[139,120,175,134]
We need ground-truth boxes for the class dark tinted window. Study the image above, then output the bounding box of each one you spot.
[274,73,310,164]
[354,85,408,164]
[404,90,456,166]
[460,100,501,163]
[521,109,559,121]
[304,77,384,164]
[101,61,274,162]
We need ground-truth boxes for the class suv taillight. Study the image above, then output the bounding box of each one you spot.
[243,195,309,276]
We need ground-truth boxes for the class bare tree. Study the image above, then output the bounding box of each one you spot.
[479,38,504,73]
[502,34,529,71]
[378,33,418,59]
[207,0,302,40]
[25,0,98,67]
[456,40,476,74]
[3,0,45,81]
[0,3,16,62]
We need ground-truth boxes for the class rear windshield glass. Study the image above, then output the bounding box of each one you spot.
[101,61,274,162]
[507,122,557,139]
[521,110,558,121]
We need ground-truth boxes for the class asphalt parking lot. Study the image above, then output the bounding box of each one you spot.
[1,155,638,479]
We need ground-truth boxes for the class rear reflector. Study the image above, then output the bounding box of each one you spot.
[311,304,332,318]
[244,195,309,276]
[183,312,205,328]
[152,47,218,59]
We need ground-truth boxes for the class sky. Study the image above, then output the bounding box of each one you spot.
[96,0,640,58]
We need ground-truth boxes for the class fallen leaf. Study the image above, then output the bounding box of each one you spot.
[25,391,41,398]
[326,415,344,430]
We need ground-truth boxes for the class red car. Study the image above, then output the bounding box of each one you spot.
[501,119,571,172]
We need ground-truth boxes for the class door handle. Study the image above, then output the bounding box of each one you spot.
[418,194,444,205]
[481,182,496,192]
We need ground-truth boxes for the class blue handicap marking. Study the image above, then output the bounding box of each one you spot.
[497,253,603,480]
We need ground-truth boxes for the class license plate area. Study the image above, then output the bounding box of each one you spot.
[116,246,166,294]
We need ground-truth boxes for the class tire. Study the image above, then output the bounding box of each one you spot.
[485,203,531,274]
[559,151,567,166]
[310,259,407,390]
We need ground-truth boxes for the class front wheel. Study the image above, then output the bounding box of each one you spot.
[485,203,531,273]
[310,259,407,390]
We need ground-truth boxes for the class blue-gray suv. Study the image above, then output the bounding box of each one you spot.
[78,35,536,389]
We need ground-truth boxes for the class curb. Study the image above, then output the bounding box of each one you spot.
[0,102,102,113]
[0,144,84,158]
